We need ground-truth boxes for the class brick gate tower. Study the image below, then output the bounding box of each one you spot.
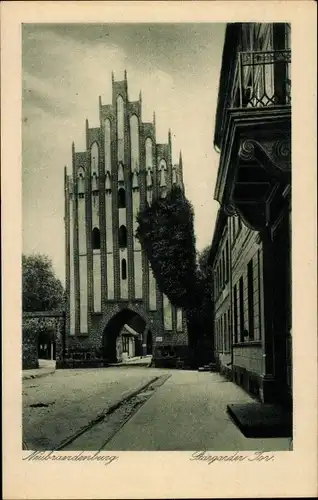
[63,72,188,367]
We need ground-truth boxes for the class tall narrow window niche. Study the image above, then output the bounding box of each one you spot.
[91,143,100,221]
[118,163,125,183]
[104,118,111,174]
[121,259,127,280]
[77,166,85,199]
[92,226,101,312]
[91,151,99,196]
[105,170,114,300]
[118,225,127,248]
[77,165,87,332]
[130,114,140,172]
[131,167,142,298]
[145,137,153,205]
[119,226,128,299]
[92,227,100,251]
[118,188,126,208]
[117,95,124,162]
[158,159,167,198]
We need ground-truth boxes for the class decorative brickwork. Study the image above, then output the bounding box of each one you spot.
[64,73,188,367]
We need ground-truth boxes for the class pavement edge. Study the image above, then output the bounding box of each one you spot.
[53,375,161,451]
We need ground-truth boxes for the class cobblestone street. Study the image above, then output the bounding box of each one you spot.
[23,367,290,451]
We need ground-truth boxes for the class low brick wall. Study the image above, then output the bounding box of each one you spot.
[153,344,189,369]
[22,325,39,370]
[56,346,105,369]
[56,358,105,369]
[57,344,191,370]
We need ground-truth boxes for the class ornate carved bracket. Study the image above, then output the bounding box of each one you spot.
[223,202,237,217]
[238,136,291,180]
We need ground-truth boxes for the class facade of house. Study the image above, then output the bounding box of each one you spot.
[210,23,292,408]
[63,72,188,368]
[209,209,231,378]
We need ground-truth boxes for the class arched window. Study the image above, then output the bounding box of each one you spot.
[118,188,126,208]
[118,225,127,248]
[92,227,100,250]
[121,259,127,280]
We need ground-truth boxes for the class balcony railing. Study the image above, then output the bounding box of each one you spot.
[230,50,291,109]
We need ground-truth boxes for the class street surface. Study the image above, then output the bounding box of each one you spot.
[23,367,160,449]
[23,367,290,451]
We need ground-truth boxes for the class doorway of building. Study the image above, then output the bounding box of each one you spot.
[102,308,147,363]
[38,330,56,360]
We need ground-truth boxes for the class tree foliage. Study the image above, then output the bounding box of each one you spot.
[197,245,212,280]
[196,245,213,322]
[136,186,199,310]
[22,254,65,312]
[196,245,213,301]
[136,188,215,366]
[186,244,214,364]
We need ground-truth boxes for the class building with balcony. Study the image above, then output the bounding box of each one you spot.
[209,208,231,377]
[210,23,292,409]
[62,72,188,368]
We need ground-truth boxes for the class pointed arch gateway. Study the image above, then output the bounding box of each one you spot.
[100,305,154,363]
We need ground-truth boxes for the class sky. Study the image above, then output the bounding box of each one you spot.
[22,23,226,284]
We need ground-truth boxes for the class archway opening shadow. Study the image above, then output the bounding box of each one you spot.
[102,308,146,364]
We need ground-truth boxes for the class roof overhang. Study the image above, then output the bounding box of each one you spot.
[214,106,291,231]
